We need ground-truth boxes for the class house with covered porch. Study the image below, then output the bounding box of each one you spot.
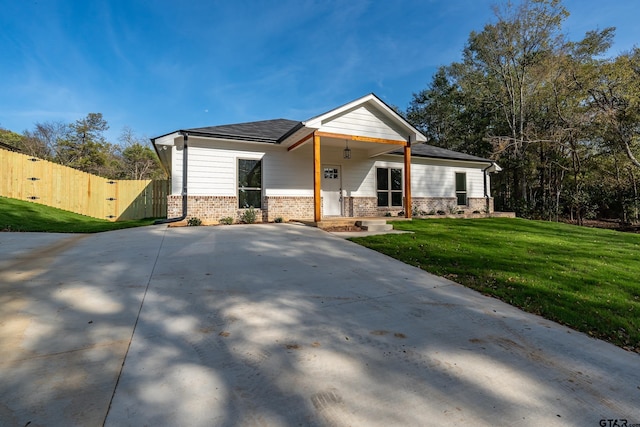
[151,93,500,224]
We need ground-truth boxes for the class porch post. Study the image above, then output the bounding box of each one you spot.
[313,132,321,222]
[404,142,412,218]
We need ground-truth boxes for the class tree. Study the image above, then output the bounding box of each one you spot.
[117,126,165,180]
[462,0,569,209]
[406,66,496,157]
[55,113,117,177]
[407,67,464,150]
[404,0,640,222]
[539,28,616,223]
[0,127,25,151]
[587,47,640,169]
[21,121,70,159]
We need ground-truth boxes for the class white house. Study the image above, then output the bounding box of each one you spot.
[151,93,500,223]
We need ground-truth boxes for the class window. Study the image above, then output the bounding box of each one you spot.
[324,167,339,179]
[455,172,467,206]
[377,167,403,207]
[238,159,262,208]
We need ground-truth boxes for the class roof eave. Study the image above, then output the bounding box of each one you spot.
[389,151,494,164]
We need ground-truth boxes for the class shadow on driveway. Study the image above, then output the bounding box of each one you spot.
[1,224,638,426]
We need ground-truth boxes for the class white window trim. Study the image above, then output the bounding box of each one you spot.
[455,171,467,206]
[376,166,403,208]
[237,157,263,209]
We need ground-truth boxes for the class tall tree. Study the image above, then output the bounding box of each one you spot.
[407,67,464,150]
[55,113,116,176]
[587,47,640,169]
[544,28,615,223]
[117,126,165,180]
[462,0,569,208]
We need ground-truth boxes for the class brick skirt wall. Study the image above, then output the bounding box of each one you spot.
[167,195,315,223]
[345,197,404,217]
[345,196,495,217]
[262,196,314,221]
[411,197,494,214]
[167,195,495,222]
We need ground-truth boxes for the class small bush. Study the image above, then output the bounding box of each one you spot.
[219,216,234,225]
[384,212,392,217]
[187,217,202,226]
[447,204,458,214]
[397,211,405,217]
[241,206,257,224]
[427,209,436,215]
[274,217,283,223]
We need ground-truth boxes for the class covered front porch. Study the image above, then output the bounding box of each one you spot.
[286,131,414,222]
[279,95,425,222]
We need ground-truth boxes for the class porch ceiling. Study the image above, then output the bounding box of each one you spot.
[285,130,407,157]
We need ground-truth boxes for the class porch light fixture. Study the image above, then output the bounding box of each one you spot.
[343,140,351,159]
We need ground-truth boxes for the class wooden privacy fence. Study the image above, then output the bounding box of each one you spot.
[0,148,169,221]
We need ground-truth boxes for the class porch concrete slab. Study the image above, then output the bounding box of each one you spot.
[1,224,639,426]
[330,229,413,238]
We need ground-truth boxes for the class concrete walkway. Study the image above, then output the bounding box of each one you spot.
[0,224,638,426]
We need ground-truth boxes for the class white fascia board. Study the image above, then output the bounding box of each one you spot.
[304,94,377,128]
[153,132,181,147]
[280,127,317,147]
[487,162,503,173]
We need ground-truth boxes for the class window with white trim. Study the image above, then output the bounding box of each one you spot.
[238,159,262,208]
[377,167,403,207]
[455,172,467,206]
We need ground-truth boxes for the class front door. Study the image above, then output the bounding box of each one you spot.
[322,165,342,216]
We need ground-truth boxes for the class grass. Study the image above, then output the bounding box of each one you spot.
[0,196,158,233]
[350,218,640,351]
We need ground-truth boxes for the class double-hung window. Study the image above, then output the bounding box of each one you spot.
[377,167,403,207]
[455,172,467,206]
[238,159,262,208]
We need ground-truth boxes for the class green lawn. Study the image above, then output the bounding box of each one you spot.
[350,218,640,352]
[0,196,158,233]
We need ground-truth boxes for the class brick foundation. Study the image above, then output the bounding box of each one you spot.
[167,195,315,223]
[411,197,494,214]
[262,196,314,221]
[166,195,495,222]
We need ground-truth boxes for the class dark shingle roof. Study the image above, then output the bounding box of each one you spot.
[152,114,492,165]
[185,119,301,143]
[390,143,492,163]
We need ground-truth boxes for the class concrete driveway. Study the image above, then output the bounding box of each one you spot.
[1,224,638,426]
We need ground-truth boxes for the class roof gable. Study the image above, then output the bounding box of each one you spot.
[303,93,426,143]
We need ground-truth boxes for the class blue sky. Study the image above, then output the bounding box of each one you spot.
[1,0,638,144]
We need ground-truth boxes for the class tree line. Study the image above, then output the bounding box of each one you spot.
[0,113,165,180]
[405,0,640,224]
